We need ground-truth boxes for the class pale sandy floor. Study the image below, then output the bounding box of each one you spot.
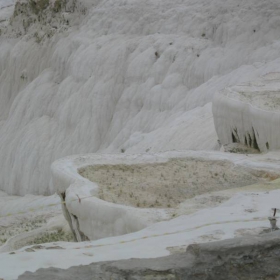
[79,158,277,208]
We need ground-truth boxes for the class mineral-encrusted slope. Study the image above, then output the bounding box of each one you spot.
[1,0,280,195]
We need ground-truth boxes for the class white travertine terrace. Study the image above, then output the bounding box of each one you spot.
[51,150,280,241]
[1,0,280,277]
[1,0,280,195]
[213,73,280,152]
[51,153,172,241]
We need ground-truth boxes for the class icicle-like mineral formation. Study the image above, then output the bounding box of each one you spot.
[213,73,280,152]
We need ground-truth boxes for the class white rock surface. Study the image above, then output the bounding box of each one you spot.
[0,0,14,9]
[51,150,280,242]
[1,186,280,280]
[1,0,280,195]
[213,73,280,152]
[1,0,280,277]
[0,190,64,252]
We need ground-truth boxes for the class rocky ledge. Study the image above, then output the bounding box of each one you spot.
[18,230,280,279]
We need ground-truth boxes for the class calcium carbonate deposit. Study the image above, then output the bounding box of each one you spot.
[1,0,280,279]
[79,158,274,208]
[213,73,280,152]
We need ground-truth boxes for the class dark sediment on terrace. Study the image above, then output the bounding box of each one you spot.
[79,158,276,208]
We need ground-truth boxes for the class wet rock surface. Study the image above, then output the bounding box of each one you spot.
[18,230,280,280]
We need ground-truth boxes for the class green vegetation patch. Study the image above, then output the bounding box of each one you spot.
[29,229,74,245]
